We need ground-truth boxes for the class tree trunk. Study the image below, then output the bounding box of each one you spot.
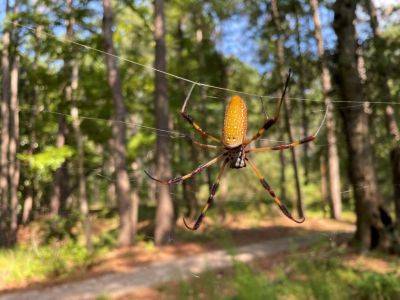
[65,0,92,251]
[102,0,133,247]
[50,118,69,215]
[365,0,400,224]
[391,148,400,228]
[365,0,392,105]
[310,0,342,220]
[320,153,329,218]
[333,0,386,250]
[271,0,304,218]
[176,19,199,219]
[386,106,400,227]
[105,140,117,208]
[294,5,310,184]
[22,26,42,224]
[0,0,11,247]
[8,50,19,245]
[154,0,174,245]
[51,6,72,215]
[279,132,286,203]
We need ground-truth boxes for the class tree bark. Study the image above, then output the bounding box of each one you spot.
[279,132,287,203]
[66,0,92,251]
[333,0,385,250]
[50,118,69,215]
[176,18,199,219]
[310,0,342,219]
[8,49,19,245]
[154,0,174,245]
[320,153,329,218]
[294,4,310,184]
[365,0,400,226]
[271,0,304,218]
[0,0,11,246]
[102,0,133,247]
[51,6,72,215]
[365,0,392,105]
[22,26,42,224]
[386,106,400,226]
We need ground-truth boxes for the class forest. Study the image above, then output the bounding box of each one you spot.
[0,0,400,298]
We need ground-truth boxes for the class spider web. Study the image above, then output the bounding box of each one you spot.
[7,20,397,293]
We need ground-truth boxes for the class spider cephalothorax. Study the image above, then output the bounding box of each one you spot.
[226,146,247,169]
[145,70,319,231]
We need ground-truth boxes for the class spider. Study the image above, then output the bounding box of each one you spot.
[145,70,318,230]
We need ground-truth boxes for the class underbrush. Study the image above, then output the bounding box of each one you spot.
[0,240,92,289]
[172,247,400,300]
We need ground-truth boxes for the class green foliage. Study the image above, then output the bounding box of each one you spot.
[3,0,400,293]
[42,213,80,243]
[0,241,91,288]
[230,261,277,300]
[171,252,400,300]
[354,272,400,300]
[18,146,74,178]
[127,131,156,160]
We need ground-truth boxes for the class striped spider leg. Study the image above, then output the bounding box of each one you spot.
[244,69,292,146]
[247,158,305,223]
[180,84,221,144]
[144,153,225,185]
[183,158,229,230]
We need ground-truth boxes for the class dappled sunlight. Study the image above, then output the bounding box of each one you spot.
[0,0,399,298]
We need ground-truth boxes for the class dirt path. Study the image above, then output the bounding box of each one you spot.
[0,232,351,300]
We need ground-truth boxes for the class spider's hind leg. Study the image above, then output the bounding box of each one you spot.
[247,158,305,223]
[183,159,229,230]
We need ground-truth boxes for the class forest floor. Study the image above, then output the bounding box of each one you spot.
[0,216,356,299]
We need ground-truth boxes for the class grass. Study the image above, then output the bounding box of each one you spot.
[168,245,400,300]
[0,240,93,289]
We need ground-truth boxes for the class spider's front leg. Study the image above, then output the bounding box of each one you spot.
[246,136,315,153]
[247,158,305,223]
[245,69,292,146]
[183,134,223,151]
[183,158,229,230]
[144,153,224,185]
[246,105,329,153]
[180,84,221,143]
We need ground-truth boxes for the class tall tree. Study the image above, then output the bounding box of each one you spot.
[8,34,19,245]
[51,6,71,215]
[310,0,342,219]
[364,0,400,229]
[103,0,134,247]
[66,0,92,251]
[333,0,389,250]
[153,0,174,245]
[293,3,310,184]
[271,0,304,218]
[0,0,11,247]
[364,0,392,106]
[386,106,400,227]
[22,25,42,224]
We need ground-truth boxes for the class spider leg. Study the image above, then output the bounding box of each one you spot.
[181,84,221,143]
[184,134,223,150]
[247,106,329,153]
[246,136,315,153]
[247,158,305,223]
[183,158,229,230]
[144,153,224,185]
[245,69,292,146]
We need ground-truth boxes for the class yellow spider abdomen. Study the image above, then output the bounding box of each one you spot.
[222,95,248,148]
